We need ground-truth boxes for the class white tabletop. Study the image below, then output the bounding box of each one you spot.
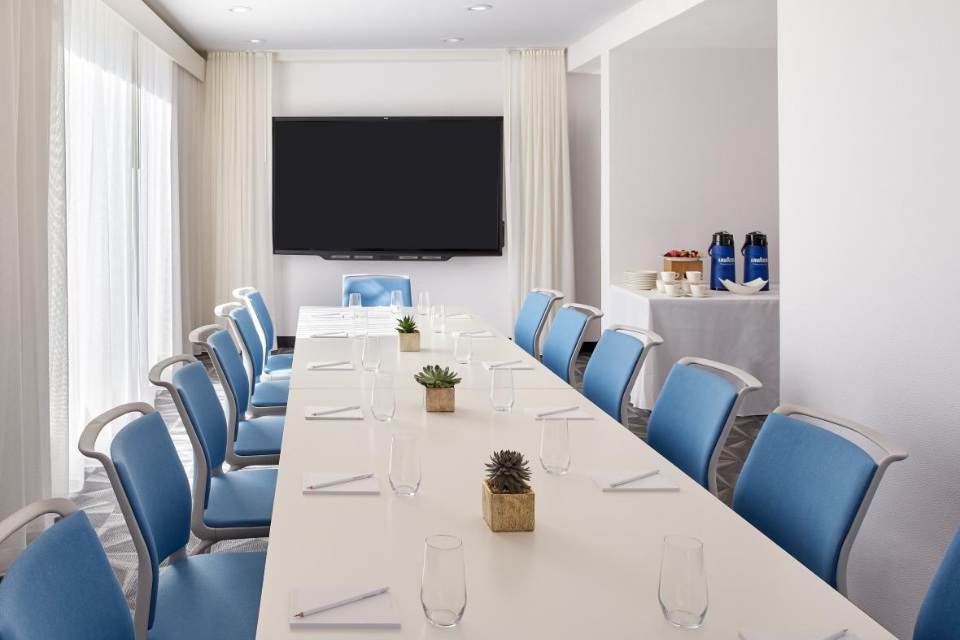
[607,285,780,415]
[255,306,893,639]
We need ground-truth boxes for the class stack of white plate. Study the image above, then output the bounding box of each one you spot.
[623,270,658,290]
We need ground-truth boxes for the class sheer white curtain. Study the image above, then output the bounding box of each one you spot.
[503,49,577,325]
[0,0,58,571]
[202,52,275,327]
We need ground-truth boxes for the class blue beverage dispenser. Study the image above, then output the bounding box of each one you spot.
[742,231,770,290]
[708,231,736,290]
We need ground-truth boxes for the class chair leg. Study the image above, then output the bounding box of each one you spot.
[191,539,215,555]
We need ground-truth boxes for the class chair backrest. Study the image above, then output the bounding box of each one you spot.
[0,499,135,640]
[733,405,908,594]
[342,274,412,307]
[79,403,193,637]
[191,324,251,422]
[215,302,260,386]
[540,303,604,384]
[514,288,564,359]
[581,325,663,426]
[234,287,275,354]
[915,526,960,640]
[647,357,762,495]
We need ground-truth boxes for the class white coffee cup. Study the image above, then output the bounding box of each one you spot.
[655,280,666,293]
[661,271,680,283]
[664,283,682,296]
[690,283,708,297]
[686,271,703,284]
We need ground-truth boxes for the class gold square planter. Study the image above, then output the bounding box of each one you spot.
[425,387,455,412]
[482,480,535,532]
[398,331,420,352]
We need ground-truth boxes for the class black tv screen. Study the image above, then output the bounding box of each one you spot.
[272,117,504,259]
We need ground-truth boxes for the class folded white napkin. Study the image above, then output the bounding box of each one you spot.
[738,631,857,640]
[302,473,380,495]
[307,361,354,371]
[482,360,534,370]
[523,407,594,420]
[289,586,400,629]
[588,470,679,492]
[305,406,364,421]
[445,313,472,320]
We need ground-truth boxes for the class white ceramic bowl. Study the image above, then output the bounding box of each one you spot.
[720,278,767,295]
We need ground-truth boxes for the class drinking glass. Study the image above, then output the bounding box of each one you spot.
[361,335,381,372]
[421,535,467,627]
[659,535,708,629]
[390,290,404,315]
[353,309,369,338]
[348,292,362,314]
[539,418,571,474]
[453,332,472,365]
[371,374,395,422]
[432,305,446,334]
[417,291,431,316]
[489,367,514,412]
[389,432,421,497]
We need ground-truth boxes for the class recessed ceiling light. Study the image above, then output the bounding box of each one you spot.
[248,38,265,43]
[229,6,252,13]
[465,4,493,11]
[442,37,465,44]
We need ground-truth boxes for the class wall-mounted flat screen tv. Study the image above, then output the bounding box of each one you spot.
[272,116,504,260]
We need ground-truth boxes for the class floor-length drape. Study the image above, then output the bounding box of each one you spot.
[202,52,275,327]
[503,49,576,329]
[0,0,58,571]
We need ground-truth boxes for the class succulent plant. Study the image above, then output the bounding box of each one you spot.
[485,450,532,494]
[414,365,461,388]
[397,315,418,334]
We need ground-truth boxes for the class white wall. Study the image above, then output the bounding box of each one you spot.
[608,47,779,288]
[272,57,506,335]
[567,73,602,341]
[779,1,960,636]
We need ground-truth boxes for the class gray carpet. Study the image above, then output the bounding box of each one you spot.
[70,352,764,607]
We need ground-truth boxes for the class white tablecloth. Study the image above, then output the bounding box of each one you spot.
[607,284,780,416]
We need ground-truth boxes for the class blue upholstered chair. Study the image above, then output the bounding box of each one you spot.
[342,274,412,307]
[231,289,293,381]
[915,526,960,640]
[193,324,288,417]
[540,303,604,385]
[647,357,762,495]
[581,325,663,426]
[79,403,267,640]
[149,355,276,553]
[0,498,135,639]
[733,405,907,595]
[217,302,291,381]
[514,288,564,360]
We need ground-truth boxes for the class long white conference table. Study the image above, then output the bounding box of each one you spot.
[255,306,895,639]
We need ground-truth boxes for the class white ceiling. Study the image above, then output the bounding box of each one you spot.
[622,0,776,50]
[142,0,644,53]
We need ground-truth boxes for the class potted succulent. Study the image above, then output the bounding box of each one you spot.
[415,365,461,412]
[397,315,421,352]
[482,450,535,532]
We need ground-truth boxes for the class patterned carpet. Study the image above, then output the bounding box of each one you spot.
[70,351,764,608]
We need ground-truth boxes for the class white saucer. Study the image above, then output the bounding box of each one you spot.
[664,291,686,298]
[689,293,709,299]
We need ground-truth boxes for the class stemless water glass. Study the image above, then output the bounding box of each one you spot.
[489,367,514,412]
[389,290,404,315]
[417,291,431,316]
[361,335,381,372]
[432,305,446,334]
[389,432,421,497]
[371,374,395,422]
[659,535,708,629]
[353,309,369,338]
[421,535,467,628]
[453,332,472,365]
[348,292,362,315]
[539,418,571,474]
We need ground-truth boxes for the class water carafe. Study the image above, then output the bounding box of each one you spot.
[741,231,769,291]
[708,231,736,290]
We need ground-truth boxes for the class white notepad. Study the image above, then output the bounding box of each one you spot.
[482,360,535,370]
[457,330,494,338]
[445,313,472,320]
[302,473,380,495]
[307,360,355,371]
[739,631,858,640]
[305,406,364,421]
[309,331,349,338]
[523,407,594,420]
[588,470,679,492]
[289,587,401,629]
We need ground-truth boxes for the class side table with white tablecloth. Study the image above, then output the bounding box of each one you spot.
[607,284,780,416]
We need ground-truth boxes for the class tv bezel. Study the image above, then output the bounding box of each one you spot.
[271,116,505,261]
